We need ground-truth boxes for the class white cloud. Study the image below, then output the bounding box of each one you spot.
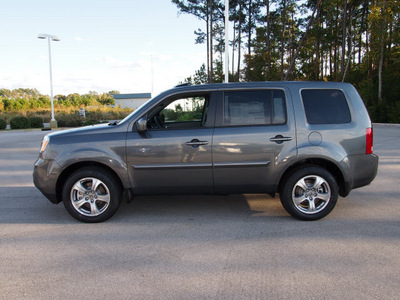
[1,48,207,97]
[139,52,173,62]
[157,54,173,62]
[97,56,141,69]
[140,51,155,57]
[74,37,83,42]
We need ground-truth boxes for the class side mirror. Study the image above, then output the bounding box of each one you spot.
[136,118,148,132]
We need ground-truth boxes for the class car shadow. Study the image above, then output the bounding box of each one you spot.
[1,187,399,244]
[0,186,288,224]
[116,193,288,222]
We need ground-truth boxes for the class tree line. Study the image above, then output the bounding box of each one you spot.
[173,0,400,123]
[0,88,119,112]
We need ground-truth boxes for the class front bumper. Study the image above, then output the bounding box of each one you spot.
[33,158,61,204]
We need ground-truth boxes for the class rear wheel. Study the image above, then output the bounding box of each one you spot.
[280,166,338,221]
[62,167,121,223]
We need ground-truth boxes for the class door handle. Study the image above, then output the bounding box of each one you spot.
[185,139,209,148]
[270,135,293,144]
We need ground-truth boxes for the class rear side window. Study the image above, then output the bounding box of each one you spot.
[223,90,286,126]
[301,89,351,124]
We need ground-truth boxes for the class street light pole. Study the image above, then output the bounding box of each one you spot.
[224,0,229,83]
[38,33,60,128]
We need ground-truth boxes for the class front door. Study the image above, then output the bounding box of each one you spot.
[126,92,216,194]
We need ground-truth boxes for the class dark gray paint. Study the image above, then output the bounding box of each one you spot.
[33,81,378,206]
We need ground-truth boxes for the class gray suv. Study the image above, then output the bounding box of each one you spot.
[33,82,378,222]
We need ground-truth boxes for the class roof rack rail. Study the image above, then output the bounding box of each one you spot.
[175,82,191,88]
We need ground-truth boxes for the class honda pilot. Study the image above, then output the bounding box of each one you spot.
[33,82,379,222]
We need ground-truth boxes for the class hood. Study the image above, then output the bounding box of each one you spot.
[47,123,119,139]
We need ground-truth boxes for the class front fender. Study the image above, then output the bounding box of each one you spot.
[55,147,130,188]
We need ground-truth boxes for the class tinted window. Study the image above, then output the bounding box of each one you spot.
[223,90,286,126]
[162,97,206,123]
[147,95,209,130]
[301,89,351,124]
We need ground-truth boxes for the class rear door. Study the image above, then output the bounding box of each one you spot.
[212,88,297,194]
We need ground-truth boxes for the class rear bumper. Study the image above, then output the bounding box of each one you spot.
[342,153,379,195]
[351,153,379,189]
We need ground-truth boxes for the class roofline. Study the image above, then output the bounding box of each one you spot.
[169,81,352,92]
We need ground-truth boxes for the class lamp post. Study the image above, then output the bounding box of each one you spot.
[224,0,229,83]
[38,33,60,128]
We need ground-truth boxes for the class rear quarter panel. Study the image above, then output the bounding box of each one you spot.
[290,82,371,159]
[288,82,376,192]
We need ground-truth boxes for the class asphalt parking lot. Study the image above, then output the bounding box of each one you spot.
[0,124,399,299]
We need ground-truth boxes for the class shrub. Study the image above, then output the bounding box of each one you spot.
[57,112,82,127]
[0,118,6,130]
[10,116,31,129]
[29,117,43,128]
[57,118,81,127]
[82,119,100,126]
[66,119,82,127]
[26,110,51,123]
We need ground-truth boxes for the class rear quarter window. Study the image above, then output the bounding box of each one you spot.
[301,89,351,124]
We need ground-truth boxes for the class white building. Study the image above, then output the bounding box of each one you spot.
[113,93,152,110]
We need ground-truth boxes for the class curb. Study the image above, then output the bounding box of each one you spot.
[0,127,66,133]
[373,123,400,127]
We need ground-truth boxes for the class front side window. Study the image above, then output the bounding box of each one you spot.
[301,89,351,124]
[147,95,209,130]
[223,90,286,126]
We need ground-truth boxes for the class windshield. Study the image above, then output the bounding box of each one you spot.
[118,97,154,125]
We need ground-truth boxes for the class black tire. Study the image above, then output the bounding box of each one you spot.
[62,167,122,223]
[280,166,338,221]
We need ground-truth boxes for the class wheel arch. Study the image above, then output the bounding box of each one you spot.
[56,162,124,204]
[278,158,349,197]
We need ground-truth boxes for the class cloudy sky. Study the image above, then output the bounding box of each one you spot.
[0,0,207,96]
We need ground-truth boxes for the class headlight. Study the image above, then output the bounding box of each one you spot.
[40,135,50,153]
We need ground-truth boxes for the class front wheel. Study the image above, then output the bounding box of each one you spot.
[280,166,338,221]
[62,167,122,223]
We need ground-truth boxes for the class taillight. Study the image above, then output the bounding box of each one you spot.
[366,128,373,154]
